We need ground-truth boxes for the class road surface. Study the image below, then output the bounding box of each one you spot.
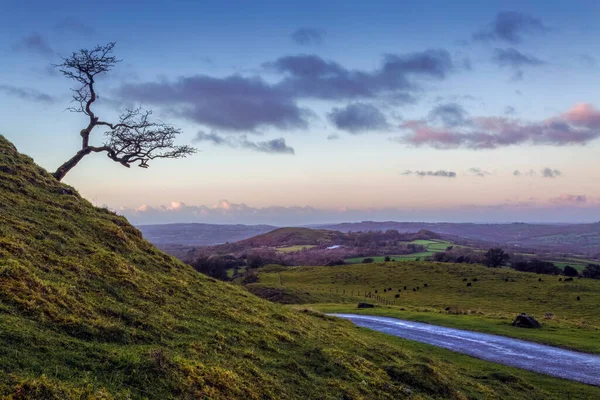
[330,313,600,386]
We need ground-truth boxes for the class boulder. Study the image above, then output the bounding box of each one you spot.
[511,313,541,329]
[358,302,375,309]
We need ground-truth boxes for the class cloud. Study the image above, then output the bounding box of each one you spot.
[194,131,295,154]
[12,33,53,57]
[291,28,325,46]
[428,103,469,127]
[541,167,561,178]
[402,170,457,178]
[550,194,587,204]
[54,18,95,35]
[396,103,600,149]
[492,48,545,80]
[122,198,600,225]
[468,168,491,177]
[0,84,56,103]
[513,170,521,176]
[267,49,454,100]
[504,105,516,115]
[328,103,389,133]
[118,49,455,132]
[117,75,309,131]
[513,169,537,177]
[474,11,548,44]
[326,133,340,140]
[492,48,545,68]
[579,54,598,68]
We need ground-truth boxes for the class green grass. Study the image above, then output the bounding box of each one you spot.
[6,135,598,398]
[250,262,600,354]
[276,245,317,253]
[345,239,453,264]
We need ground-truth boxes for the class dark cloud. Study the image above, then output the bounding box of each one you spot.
[468,168,491,177]
[117,75,309,131]
[513,170,521,176]
[12,33,53,57]
[327,133,340,140]
[492,48,545,68]
[0,84,56,103]
[402,170,457,178]
[428,103,469,127]
[194,131,294,154]
[54,18,95,35]
[328,103,389,133]
[118,49,454,132]
[267,49,454,100]
[541,167,561,178]
[397,103,600,149]
[291,28,325,46]
[474,11,548,44]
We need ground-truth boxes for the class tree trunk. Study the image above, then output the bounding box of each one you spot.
[53,148,92,181]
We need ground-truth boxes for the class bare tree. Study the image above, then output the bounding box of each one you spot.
[52,42,195,181]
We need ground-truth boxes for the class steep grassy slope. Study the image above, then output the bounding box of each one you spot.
[5,135,591,399]
[5,136,600,399]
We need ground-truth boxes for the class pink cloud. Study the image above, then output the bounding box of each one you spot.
[398,103,600,149]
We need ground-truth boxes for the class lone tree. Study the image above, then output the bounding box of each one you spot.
[52,42,195,181]
[483,248,510,268]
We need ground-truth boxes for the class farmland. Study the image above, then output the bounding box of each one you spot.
[247,261,600,354]
[345,239,454,263]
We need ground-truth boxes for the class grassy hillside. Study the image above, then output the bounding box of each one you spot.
[249,261,600,354]
[7,136,599,398]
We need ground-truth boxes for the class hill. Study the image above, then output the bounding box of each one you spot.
[237,227,341,247]
[3,135,587,398]
[318,221,600,257]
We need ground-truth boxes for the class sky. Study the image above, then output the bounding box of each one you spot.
[2,0,600,225]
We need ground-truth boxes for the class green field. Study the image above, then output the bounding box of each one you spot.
[276,244,317,253]
[249,261,600,354]
[345,239,453,263]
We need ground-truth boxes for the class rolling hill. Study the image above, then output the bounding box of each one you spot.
[1,135,574,399]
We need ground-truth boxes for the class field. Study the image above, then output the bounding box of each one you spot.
[276,244,317,253]
[345,239,453,263]
[248,261,600,354]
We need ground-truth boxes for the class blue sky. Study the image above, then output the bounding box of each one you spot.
[2,0,600,224]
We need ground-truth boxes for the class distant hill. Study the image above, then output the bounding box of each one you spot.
[237,227,342,247]
[1,135,498,398]
[317,221,600,256]
[138,222,276,246]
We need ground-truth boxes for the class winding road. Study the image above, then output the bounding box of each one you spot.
[330,314,600,386]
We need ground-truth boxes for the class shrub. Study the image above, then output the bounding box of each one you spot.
[582,264,600,279]
[512,259,561,275]
[362,258,375,264]
[563,265,579,277]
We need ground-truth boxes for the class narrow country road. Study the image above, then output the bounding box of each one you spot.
[330,314,600,386]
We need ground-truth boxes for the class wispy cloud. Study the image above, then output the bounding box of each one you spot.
[290,28,325,46]
[402,170,457,178]
[474,11,549,44]
[468,168,491,177]
[194,131,295,154]
[12,33,54,57]
[0,84,56,103]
